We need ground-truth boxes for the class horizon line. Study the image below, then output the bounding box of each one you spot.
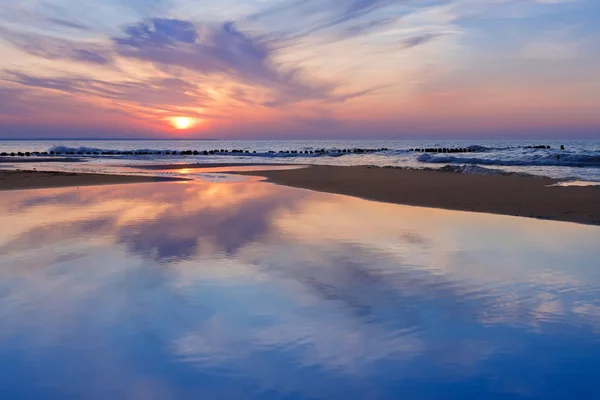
[0,137,597,141]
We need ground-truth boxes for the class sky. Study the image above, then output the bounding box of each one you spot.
[0,0,598,139]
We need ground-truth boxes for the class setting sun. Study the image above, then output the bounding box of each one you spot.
[172,117,195,130]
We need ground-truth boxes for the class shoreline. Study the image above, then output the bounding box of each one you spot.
[231,165,600,226]
[133,162,290,170]
[2,164,599,226]
[0,170,187,191]
[0,157,85,163]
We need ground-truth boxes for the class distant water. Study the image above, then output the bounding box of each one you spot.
[1,139,600,181]
[1,180,600,399]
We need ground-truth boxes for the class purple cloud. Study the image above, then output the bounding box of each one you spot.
[0,27,111,65]
[44,17,89,31]
[114,20,264,78]
[115,18,198,47]
[0,87,29,115]
[113,18,335,105]
[2,0,405,118]
[8,71,206,103]
[249,0,404,40]
[399,33,445,49]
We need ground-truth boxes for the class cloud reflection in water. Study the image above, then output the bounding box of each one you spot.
[1,180,600,398]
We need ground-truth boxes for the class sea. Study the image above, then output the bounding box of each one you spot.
[1,139,600,182]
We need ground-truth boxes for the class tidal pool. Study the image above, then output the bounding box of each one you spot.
[1,180,599,399]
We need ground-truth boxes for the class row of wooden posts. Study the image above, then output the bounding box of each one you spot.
[0,147,391,157]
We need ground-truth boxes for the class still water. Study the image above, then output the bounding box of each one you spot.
[1,180,600,399]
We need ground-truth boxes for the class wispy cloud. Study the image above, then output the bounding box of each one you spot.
[0,4,90,32]
[113,18,338,105]
[0,0,597,137]
[0,0,446,113]
[43,16,90,31]
[399,32,445,49]
[246,0,413,44]
[0,27,111,64]
[3,71,208,107]
[251,0,400,29]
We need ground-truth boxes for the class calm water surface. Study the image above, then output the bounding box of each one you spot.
[1,180,600,399]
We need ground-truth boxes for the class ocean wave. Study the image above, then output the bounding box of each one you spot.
[418,152,600,168]
[467,145,492,152]
[46,145,391,158]
[437,165,535,177]
[49,146,106,154]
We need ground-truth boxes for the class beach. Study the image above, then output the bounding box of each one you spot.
[0,169,186,191]
[2,173,600,399]
[1,164,598,225]
[234,165,600,225]
[3,0,600,394]
[2,158,600,399]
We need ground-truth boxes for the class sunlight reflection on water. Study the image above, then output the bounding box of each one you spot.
[1,180,600,399]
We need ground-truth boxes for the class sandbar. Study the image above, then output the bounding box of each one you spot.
[0,170,186,191]
[2,164,599,225]
[134,162,286,170]
[232,165,600,226]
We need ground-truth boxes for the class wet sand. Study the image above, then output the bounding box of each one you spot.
[0,170,186,191]
[2,164,599,225]
[0,157,84,163]
[232,165,600,226]
[135,162,287,170]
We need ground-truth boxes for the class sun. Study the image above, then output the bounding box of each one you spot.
[171,117,195,130]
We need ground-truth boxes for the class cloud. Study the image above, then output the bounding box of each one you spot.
[251,0,400,30]
[115,18,198,47]
[0,71,219,129]
[0,4,90,32]
[1,0,589,138]
[244,0,409,48]
[1,1,422,112]
[113,19,266,78]
[43,16,90,31]
[113,18,335,105]
[2,71,210,109]
[0,27,111,65]
[0,87,28,115]
[399,32,445,49]
[338,16,400,39]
